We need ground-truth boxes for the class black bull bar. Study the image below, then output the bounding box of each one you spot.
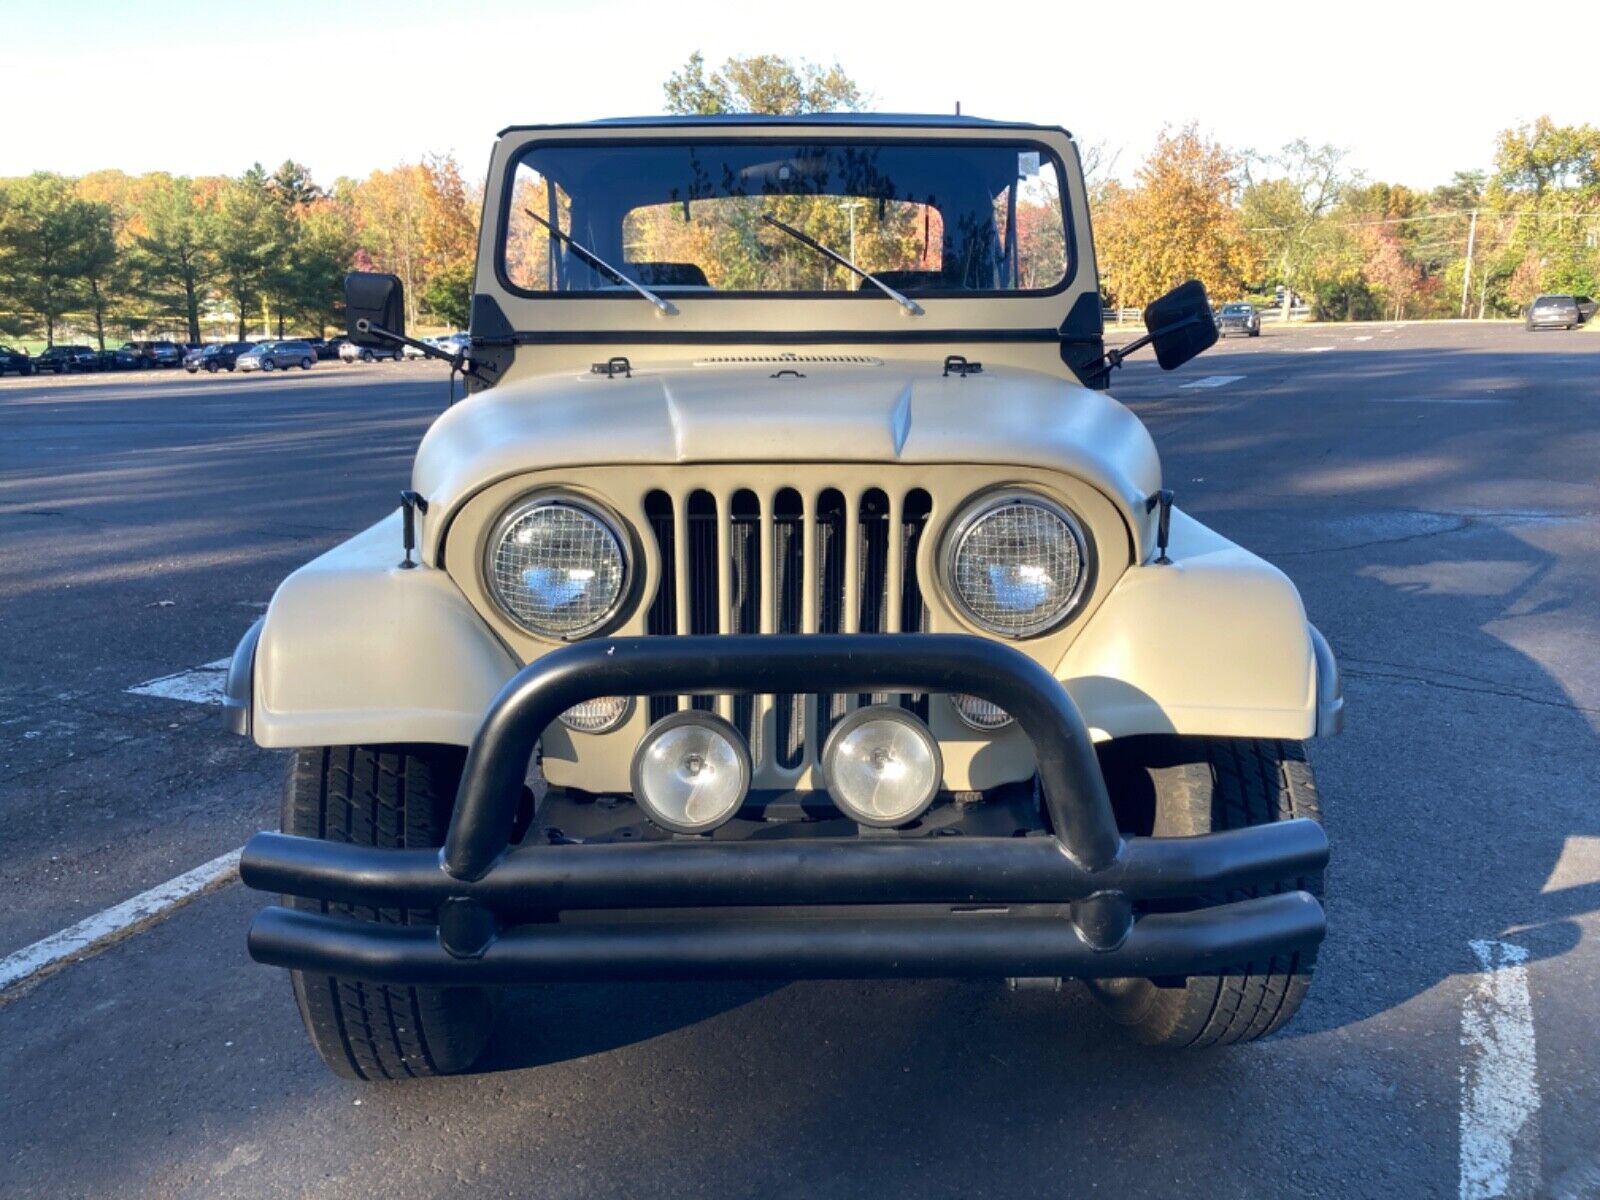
[241,635,1327,983]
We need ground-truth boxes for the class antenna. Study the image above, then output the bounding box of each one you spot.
[955,100,961,115]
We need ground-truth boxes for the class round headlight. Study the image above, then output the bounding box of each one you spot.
[822,706,942,828]
[558,695,630,734]
[943,492,1089,638]
[630,712,751,834]
[486,496,629,638]
[950,693,1014,731]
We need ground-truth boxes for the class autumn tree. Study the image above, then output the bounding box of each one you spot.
[664,52,865,115]
[1095,124,1258,308]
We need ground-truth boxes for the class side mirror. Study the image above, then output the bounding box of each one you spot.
[1143,280,1218,370]
[345,271,405,346]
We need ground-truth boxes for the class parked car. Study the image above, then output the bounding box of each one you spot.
[1575,295,1597,323]
[1525,295,1583,330]
[1216,302,1260,338]
[228,112,1338,1081]
[122,340,185,368]
[0,344,32,376]
[318,335,351,360]
[236,340,317,372]
[185,342,256,373]
[96,347,139,371]
[33,344,99,374]
[339,339,401,363]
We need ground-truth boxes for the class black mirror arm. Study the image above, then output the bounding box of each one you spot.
[355,318,459,366]
[1079,313,1204,383]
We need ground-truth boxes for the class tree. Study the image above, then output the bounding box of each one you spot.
[1095,125,1258,308]
[130,175,218,342]
[209,167,283,339]
[1242,140,1350,317]
[351,164,430,328]
[0,173,106,345]
[422,258,473,329]
[664,51,865,115]
[76,201,120,349]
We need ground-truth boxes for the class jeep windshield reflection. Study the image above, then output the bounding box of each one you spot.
[502,139,1070,299]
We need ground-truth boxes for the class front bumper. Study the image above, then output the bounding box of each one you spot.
[240,634,1328,984]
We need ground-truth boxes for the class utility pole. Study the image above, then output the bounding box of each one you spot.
[1459,209,1478,319]
[842,201,863,264]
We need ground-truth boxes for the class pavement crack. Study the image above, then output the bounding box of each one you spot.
[1266,518,1474,557]
[1343,665,1600,716]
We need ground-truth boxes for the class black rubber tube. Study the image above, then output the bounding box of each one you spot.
[247,891,1327,984]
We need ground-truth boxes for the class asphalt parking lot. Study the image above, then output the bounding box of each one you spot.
[2,323,1598,1198]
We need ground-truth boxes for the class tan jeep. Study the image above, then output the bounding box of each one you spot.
[227,113,1340,1080]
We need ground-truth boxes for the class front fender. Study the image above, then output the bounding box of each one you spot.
[250,512,517,749]
[1058,509,1339,742]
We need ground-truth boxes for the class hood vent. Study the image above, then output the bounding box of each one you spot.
[693,353,882,367]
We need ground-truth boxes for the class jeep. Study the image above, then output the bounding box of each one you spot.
[227,113,1340,1080]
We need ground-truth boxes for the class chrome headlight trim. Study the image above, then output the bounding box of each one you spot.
[938,488,1093,639]
[483,492,633,640]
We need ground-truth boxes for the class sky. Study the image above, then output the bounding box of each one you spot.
[3,0,1595,190]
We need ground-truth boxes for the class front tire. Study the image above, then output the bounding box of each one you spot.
[282,745,496,1080]
[300,356,313,369]
[1085,736,1324,1047]
[262,358,277,372]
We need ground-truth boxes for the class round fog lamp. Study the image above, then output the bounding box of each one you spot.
[822,706,942,828]
[630,712,751,834]
[950,693,1014,731]
[558,695,629,734]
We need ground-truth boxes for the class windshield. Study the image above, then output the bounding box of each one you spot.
[1221,304,1251,314]
[502,139,1071,298]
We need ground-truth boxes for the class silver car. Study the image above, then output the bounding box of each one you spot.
[236,341,318,372]
[1216,302,1261,338]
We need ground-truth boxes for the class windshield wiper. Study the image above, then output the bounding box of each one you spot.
[522,208,677,316]
[759,214,925,316]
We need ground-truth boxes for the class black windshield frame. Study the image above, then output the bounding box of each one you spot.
[495,136,1079,304]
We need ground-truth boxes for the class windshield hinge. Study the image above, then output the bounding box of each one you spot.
[942,355,983,377]
[591,356,632,379]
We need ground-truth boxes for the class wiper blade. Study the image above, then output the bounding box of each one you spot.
[522,208,677,317]
[760,214,925,316]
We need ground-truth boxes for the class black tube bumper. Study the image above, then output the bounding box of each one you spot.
[241,633,1328,984]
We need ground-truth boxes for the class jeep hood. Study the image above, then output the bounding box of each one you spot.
[413,361,1161,559]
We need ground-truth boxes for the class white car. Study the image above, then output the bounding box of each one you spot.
[339,340,401,363]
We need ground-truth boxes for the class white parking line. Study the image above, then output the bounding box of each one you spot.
[0,848,242,999]
[1460,939,1541,1199]
[127,658,231,705]
[1178,375,1245,390]
[1302,346,1336,353]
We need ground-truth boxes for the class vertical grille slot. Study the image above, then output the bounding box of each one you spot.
[814,488,848,751]
[772,488,806,769]
[857,488,892,707]
[900,488,933,721]
[729,489,761,751]
[644,490,677,723]
[685,490,719,714]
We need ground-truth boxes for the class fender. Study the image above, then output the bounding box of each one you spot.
[250,512,517,749]
[1058,509,1341,742]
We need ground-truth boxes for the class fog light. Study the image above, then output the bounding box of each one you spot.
[822,706,942,827]
[630,712,751,834]
[558,695,629,733]
[950,693,1014,731]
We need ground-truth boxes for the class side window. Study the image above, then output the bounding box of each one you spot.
[504,160,573,292]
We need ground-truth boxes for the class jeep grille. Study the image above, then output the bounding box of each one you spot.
[642,486,932,777]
